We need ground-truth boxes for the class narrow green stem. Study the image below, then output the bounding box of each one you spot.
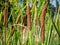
[58,36,60,45]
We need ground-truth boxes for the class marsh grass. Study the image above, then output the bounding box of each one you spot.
[0,0,60,45]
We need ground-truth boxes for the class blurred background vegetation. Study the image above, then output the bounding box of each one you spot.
[0,0,60,45]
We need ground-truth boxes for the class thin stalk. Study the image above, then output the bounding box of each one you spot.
[58,36,60,45]
[36,15,39,26]
[0,29,2,45]
[48,25,53,45]
[35,15,39,45]
[52,20,60,36]
[16,15,21,24]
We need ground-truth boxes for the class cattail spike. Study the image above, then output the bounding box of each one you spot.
[40,2,48,43]
[26,6,31,30]
[3,7,8,27]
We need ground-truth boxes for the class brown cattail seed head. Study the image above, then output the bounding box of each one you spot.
[40,2,48,43]
[26,6,31,30]
[3,7,8,27]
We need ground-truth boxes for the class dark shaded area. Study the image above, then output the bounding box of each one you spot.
[8,2,13,24]
[23,15,27,26]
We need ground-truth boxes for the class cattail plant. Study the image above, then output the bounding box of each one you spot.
[26,6,31,30]
[40,2,48,43]
[3,5,8,45]
[3,7,8,27]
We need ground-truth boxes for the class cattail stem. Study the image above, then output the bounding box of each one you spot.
[16,15,21,24]
[35,15,39,45]
[26,6,31,30]
[58,36,60,45]
[40,2,48,43]
[36,15,39,26]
